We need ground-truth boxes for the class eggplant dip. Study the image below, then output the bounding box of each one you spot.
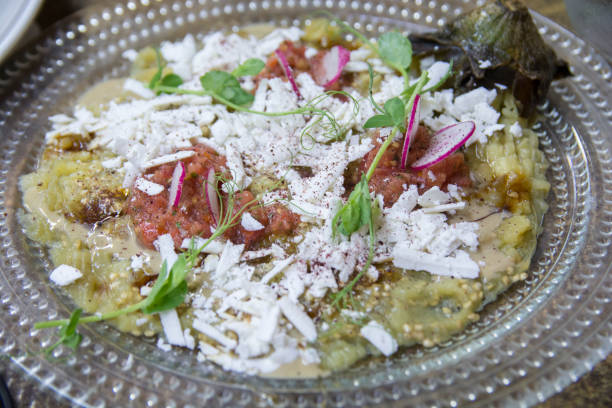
[22,3,560,376]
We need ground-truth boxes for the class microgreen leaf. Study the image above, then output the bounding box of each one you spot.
[200,71,237,94]
[200,71,254,106]
[378,32,412,70]
[384,97,406,128]
[231,58,265,77]
[333,176,371,238]
[140,256,189,314]
[363,114,394,129]
[43,308,83,356]
[160,73,183,88]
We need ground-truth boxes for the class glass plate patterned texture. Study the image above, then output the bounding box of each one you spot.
[0,1,610,406]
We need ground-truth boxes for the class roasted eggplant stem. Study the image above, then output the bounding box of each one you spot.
[409,0,570,117]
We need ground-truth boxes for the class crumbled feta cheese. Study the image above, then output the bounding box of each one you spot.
[153,234,178,269]
[142,151,196,169]
[360,321,398,356]
[260,256,295,284]
[123,78,155,99]
[509,121,523,138]
[203,254,219,273]
[192,320,237,350]
[159,309,186,347]
[278,296,317,342]
[134,177,164,195]
[49,264,82,286]
[418,186,451,207]
[157,338,172,352]
[241,212,265,231]
[392,246,479,279]
[180,237,224,253]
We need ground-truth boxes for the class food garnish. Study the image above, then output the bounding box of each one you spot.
[167,161,185,210]
[400,94,421,169]
[410,0,571,115]
[275,48,302,98]
[318,45,351,88]
[410,121,476,170]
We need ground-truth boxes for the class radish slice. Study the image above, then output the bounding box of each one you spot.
[410,121,476,171]
[167,161,186,211]
[400,94,421,169]
[205,168,220,226]
[320,45,351,88]
[275,49,302,99]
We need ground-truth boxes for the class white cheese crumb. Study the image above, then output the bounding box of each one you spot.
[260,256,295,284]
[142,151,196,169]
[159,309,186,347]
[360,321,398,356]
[183,329,196,350]
[278,296,317,342]
[123,78,155,99]
[418,186,451,207]
[203,254,219,273]
[101,156,123,169]
[140,285,152,297]
[153,234,178,270]
[422,202,466,213]
[49,264,83,286]
[392,246,479,279]
[134,178,164,195]
[192,320,237,350]
[180,237,224,253]
[241,212,265,231]
[300,348,321,365]
[156,338,172,352]
[509,121,523,138]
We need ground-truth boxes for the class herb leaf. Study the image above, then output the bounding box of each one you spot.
[363,114,394,129]
[160,73,183,88]
[378,32,412,70]
[200,71,237,94]
[333,176,372,238]
[232,58,265,77]
[140,257,189,314]
[200,70,254,106]
[43,308,83,356]
[363,97,405,129]
[384,97,406,128]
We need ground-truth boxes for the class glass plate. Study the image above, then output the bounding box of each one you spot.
[0,1,610,406]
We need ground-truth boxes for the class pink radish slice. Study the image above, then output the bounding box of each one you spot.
[321,45,351,88]
[400,94,421,169]
[275,49,302,99]
[205,168,220,226]
[410,121,476,171]
[167,161,186,211]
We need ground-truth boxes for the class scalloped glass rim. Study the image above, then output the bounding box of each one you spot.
[0,1,610,407]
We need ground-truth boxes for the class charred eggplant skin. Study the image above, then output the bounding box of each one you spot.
[410,0,570,116]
